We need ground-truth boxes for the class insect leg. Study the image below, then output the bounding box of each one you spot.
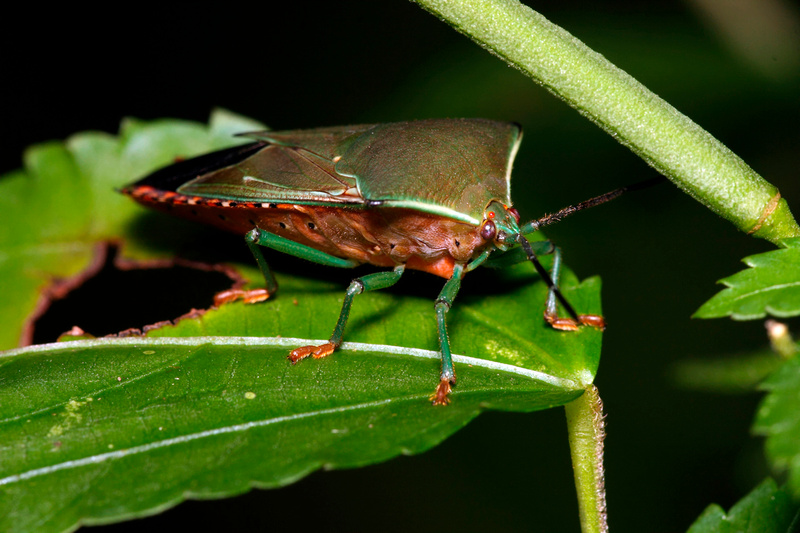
[214,228,360,306]
[289,265,405,363]
[431,263,466,406]
[537,243,606,331]
[245,228,361,268]
[481,241,552,269]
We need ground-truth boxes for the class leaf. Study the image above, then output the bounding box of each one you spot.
[0,114,604,531]
[0,269,602,532]
[686,478,798,533]
[0,109,265,350]
[671,350,783,394]
[695,238,800,320]
[753,356,800,497]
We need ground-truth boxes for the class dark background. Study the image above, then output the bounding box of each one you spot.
[3,1,799,531]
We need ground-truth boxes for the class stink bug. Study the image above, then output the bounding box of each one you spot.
[122,118,617,405]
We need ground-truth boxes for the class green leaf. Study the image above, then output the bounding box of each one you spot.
[694,238,800,320]
[687,478,798,533]
[753,356,800,497]
[671,350,783,394]
[0,114,604,531]
[0,109,265,350]
[0,270,601,532]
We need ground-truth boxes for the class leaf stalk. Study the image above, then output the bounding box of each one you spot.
[565,385,608,533]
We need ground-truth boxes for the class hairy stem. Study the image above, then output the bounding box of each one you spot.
[412,0,800,244]
[565,385,608,533]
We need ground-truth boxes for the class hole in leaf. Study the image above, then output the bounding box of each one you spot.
[32,247,237,344]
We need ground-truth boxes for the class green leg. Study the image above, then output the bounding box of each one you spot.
[505,239,567,322]
[541,245,604,330]
[482,239,555,270]
[289,265,405,362]
[431,262,466,406]
[215,227,359,306]
[486,238,605,331]
[245,230,279,296]
[544,245,564,322]
[246,227,360,269]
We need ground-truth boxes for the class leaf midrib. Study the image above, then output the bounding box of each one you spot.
[0,336,579,388]
[728,280,800,302]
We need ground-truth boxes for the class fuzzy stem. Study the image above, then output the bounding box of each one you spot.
[412,0,800,244]
[565,385,608,533]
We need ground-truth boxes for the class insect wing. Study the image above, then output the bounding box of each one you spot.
[142,119,521,220]
[130,142,267,193]
[335,119,521,224]
[175,125,378,204]
[241,124,374,158]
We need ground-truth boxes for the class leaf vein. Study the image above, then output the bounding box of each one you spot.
[0,397,398,486]
[730,280,800,301]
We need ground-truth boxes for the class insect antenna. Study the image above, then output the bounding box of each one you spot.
[520,176,665,234]
[516,234,581,321]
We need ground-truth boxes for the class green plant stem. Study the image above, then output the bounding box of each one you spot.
[412,0,800,244]
[565,385,608,533]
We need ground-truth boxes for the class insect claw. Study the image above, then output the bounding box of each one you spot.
[288,347,311,364]
[429,379,453,406]
[288,342,336,363]
[214,288,271,306]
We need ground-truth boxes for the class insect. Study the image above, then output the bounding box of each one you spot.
[122,118,618,405]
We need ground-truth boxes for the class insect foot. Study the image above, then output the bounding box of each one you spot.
[545,313,606,331]
[289,342,336,363]
[429,379,453,406]
[213,288,271,306]
[578,314,606,329]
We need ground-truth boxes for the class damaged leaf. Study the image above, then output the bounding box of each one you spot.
[0,265,602,532]
[0,110,265,349]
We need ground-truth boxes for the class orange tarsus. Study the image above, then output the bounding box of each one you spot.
[430,379,453,406]
[545,316,580,331]
[579,314,606,330]
[545,313,606,331]
[214,288,271,306]
[289,342,336,364]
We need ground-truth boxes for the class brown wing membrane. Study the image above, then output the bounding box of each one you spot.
[177,143,362,203]
[173,124,379,203]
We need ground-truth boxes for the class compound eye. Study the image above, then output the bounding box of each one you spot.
[508,207,520,224]
[480,220,496,241]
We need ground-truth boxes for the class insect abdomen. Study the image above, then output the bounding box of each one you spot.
[123,185,486,278]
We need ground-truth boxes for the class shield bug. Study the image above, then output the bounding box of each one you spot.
[122,118,618,405]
